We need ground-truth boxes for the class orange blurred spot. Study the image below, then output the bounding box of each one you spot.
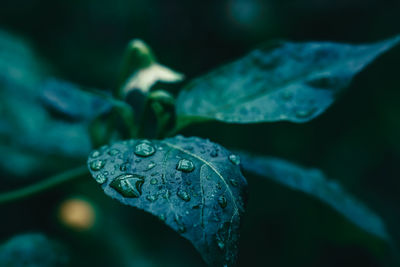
[59,198,95,231]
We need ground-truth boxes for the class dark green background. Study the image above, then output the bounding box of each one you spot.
[1,0,400,266]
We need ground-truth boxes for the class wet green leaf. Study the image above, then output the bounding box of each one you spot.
[176,35,400,125]
[0,233,68,267]
[239,152,389,240]
[87,136,248,266]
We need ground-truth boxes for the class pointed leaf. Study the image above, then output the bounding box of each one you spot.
[87,136,248,266]
[40,78,112,121]
[239,152,389,240]
[177,35,400,125]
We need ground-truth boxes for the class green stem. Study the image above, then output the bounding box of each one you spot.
[0,165,88,205]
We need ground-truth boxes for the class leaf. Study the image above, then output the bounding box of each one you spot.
[176,35,400,125]
[118,39,184,97]
[0,233,68,267]
[0,29,92,177]
[239,152,389,240]
[40,78,112,121]
[87,136,248,266]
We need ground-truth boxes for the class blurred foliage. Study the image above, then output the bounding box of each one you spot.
[0,0,399,266]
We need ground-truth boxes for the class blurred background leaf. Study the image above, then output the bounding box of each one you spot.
[0,233,69,267]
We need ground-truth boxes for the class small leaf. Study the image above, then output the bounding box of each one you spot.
[176,35,400,125]
[87,136,248,266]
[41,78,112,121]
[0,233,69,267]
[118,39,184,97]
[239,152,389,240]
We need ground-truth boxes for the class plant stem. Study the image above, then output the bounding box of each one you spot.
[0,165,88,205]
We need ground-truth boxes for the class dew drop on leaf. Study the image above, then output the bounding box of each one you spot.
[295,108,316,119]
[158,214,166,221]
[94,173,107,184]
[146,195,158,202]
[90,160,106,171]
[230,179,238,187]
[229,154,240,165]
[90,150,101,158]
[218,195,228,209]
[146,162,156,170]
[134,141,156,157]
[150,178,158,185]
[110,174,145,198]
[108,148,120,156]
[177,189,191,202]
[176,159,195,172]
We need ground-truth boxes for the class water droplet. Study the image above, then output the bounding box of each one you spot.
[90,150,101,158]
[134,141,156,157]
[218,195,227,208]
[95,173,107,184]
[177,190,191,202]
[178,225,186,233]
[150,178,158,185]
[146,195,158,202]
[103,171,109,176]
[230,179,238,187]
[229,154,241,165]
[295,107,317,119]
[120,163,128,172]
[135,158,141,163]
[90,160,106,171]
[176,159,195,172]
[108,148,120,156]
[210,147,219,157]
[110,174,145,198]
[146,162,156,170]
[159,214,166,221]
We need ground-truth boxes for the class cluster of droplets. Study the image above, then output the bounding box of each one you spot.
[88,139,243,258]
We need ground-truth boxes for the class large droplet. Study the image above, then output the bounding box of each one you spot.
[134,141,156,157]
[110,174,145,198]
[95,173,107,184]
[229,154,240,165]
[90,160,106,171]
[218,195,227,208]
[177,190,191,202]
[176,159,195,172]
